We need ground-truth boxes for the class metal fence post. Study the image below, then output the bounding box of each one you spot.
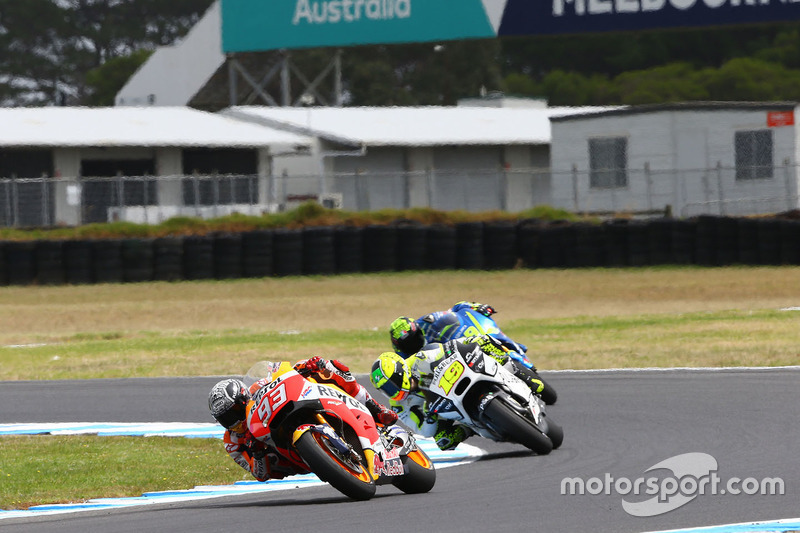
[11,176,19,227]
[571,164,579,211]
[784,158,794,211]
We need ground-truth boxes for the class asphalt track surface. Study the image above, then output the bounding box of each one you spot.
[1,368,798,533]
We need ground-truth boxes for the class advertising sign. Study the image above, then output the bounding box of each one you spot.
[221,0,800,53]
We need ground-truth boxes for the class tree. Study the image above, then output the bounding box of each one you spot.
[0,0,212,106]
[84,48,152,106]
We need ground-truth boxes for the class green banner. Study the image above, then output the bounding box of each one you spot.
[221,0,498,52]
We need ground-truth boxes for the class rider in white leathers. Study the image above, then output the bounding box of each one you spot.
[371,334,543,451]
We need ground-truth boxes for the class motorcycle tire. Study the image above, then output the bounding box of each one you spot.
[540,414,564,449]
[392,449,436,494]
[530,371,558,405]
[484,398,553,455]
[295,431,376,501]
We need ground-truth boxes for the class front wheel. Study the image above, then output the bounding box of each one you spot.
[295,431,376,501]
[483,398,553,455]
[540,414,564,449]
[392,449,436,494]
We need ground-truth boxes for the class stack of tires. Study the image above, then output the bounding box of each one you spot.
[3,214,800,287]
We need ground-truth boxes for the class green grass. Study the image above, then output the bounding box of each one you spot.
[0,436,246,510]
[2,308,798,380]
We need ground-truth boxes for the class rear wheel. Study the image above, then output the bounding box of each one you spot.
[530,371,558,405]
[392,449,436,494]
[483,398,553,455]
[295,431,376,501]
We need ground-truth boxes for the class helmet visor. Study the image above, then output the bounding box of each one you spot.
[378,379,409,402]
[371,357,410,401]
[215,403,246,430]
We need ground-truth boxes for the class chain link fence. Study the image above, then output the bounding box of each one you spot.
[0,164,798,228]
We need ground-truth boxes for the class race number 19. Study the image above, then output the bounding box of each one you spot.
[438,361,465,395]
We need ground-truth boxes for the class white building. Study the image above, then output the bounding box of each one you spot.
[549,102,800,217]
[222,103,615,212]
[0,107,310,225]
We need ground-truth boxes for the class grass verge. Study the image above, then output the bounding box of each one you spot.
[0,436,245,510]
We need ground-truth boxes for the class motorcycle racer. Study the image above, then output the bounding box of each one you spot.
[370,335,544,451]
[389,301,528,358]
[208,357,397,481]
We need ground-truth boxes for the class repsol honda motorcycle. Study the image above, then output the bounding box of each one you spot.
[244,361,435,501]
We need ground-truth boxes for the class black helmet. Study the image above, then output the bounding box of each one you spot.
[390,316,425,356]
[208,379,250,430]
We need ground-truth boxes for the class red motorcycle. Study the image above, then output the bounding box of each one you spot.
[244,361,436,501]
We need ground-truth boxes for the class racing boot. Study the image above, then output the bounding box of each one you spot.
[512,363,545,398]
[365,397,399,426]
[434,420,473,451]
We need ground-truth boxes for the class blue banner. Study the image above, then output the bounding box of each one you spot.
[498,0,800,36]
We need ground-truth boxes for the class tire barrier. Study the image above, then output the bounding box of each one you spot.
[92,240,123,284]
[241,230,273,278]
[121,239,154,283]
[183,235,214,280]
[603,219,629,267]
[63,240,93,284]
[779,220,800,265]
[425,224,457,270]
[756,218,781,265]
[212,233,243,280]
[455,222,483,270]
[302,226,335,275]
[482,221,517,270]
[0,242,6,285]
[395,223,427,271]
[3,215,800,286]
[35,240,65,285]
[5,241,36,286]
[537,222,572,268]
[272,228,303,277]
[362,225,397,272]
[153,236,183,281]
[334,226,363,274]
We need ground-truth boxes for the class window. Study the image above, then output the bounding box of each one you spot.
[735,130,773,180]
[589,137,627,188]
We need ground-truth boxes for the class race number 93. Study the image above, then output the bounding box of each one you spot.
[438,360,465,395]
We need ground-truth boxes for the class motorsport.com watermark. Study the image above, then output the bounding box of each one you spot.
[561,453,785,517]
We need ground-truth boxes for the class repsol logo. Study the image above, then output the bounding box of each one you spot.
[293,0,411,25]
[553,0,800,16]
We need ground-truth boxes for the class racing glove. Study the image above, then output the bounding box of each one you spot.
[294,356,325,375]
[470,335,509,362]
[365,397,399,426]
[244,435,268,459]
[473,303,496,317]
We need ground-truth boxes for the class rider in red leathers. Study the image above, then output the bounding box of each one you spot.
[208,356,397,482]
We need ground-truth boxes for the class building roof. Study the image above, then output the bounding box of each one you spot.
[0,106,312,149]
[223,105,619,147]
[550,101,797,122]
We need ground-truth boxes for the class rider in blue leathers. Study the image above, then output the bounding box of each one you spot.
[389,301,528,358]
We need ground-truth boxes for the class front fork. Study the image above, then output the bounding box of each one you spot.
[292,413,363,466]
